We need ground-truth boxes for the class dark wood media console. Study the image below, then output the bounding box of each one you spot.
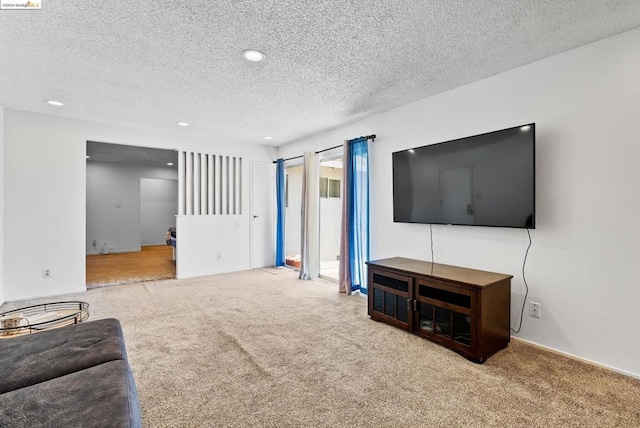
[367,257,512,363]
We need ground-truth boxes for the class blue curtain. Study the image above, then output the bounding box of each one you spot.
[275,159,285,266]
[347,137,369,293]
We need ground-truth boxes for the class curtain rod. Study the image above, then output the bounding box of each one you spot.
[272,134,376,164]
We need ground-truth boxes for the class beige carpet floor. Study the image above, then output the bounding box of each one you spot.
[3,269,639,427]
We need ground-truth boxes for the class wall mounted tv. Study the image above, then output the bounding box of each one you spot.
[393,124,535,229]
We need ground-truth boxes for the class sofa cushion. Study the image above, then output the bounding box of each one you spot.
[0,318,128,394]
[0,359,141,428]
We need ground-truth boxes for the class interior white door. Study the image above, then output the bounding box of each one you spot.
[439,166,475,225]
[251,162,275,268]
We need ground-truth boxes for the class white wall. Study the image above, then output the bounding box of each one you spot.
[86,161,177,253]
[0,107,4,306]
[174,156,258,278]
[140,178,178,246]
[176,215,250,278]
[3,109,274,301]
[277,28,640,377]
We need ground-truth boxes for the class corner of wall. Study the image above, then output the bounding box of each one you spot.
[0,106,5,306]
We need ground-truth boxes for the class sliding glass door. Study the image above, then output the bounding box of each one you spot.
[284,164,303,270]
[280,156,344,283]
[319,157,343,282]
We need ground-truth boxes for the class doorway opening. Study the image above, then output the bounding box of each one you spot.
[280,156,343,281]
[318,157,342,283]
[85,141,178,288]
[283,163,303,270]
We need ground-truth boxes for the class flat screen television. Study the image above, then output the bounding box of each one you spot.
[393,124,535,229]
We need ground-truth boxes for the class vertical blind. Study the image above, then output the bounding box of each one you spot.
[178,151,243,216]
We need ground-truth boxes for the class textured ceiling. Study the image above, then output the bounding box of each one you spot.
[1,1,640,148]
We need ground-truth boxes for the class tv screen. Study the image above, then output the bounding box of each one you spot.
[393,124,535,229]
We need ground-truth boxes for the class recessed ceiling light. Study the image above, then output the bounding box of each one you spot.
[264,136,273,140]
[176,122,189,127]
[408,149,415,154]
[242,49,266,62]
[167,162,174,166]
[520,125,531,131]
[46,100,64,107]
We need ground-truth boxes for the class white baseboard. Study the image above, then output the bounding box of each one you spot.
[1,289,87,306]
[512,337,640,380]
[86,248,141,256]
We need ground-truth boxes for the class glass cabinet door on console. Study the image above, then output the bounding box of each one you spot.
[414,279,474,354]
[368,270,413,330]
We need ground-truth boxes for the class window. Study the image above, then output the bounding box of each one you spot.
[320,177,340,198]
[329,178,341,198]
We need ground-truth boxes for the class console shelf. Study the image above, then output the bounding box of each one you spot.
[367,257,512,363]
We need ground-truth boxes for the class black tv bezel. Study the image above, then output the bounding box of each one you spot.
[392,123,536,229]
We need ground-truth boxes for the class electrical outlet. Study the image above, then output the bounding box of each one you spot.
[92,239,97,246]
[216,253,222,260]
[42,268,52,278]
[529,302,541,318]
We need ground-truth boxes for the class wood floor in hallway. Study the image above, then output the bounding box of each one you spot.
[86,245,176,288]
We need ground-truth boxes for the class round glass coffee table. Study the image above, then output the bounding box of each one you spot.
[0,301,89,338]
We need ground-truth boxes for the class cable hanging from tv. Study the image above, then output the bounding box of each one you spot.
[273,134,376,163]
